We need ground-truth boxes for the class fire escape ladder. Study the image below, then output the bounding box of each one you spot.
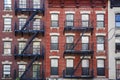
[20,55,38,79]
[21,32,38,54]
[70,29,88,76]
[21,11,38,30]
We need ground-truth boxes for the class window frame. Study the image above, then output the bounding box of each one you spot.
[66,35,74,50]
[116,60,120,79]
[81,14,89,27]
[82,59,90,75]
[51,59,58,75]
[33,64,40,78]
[3,64,11,78]
[4,18,12,31]
[66,59,74,75]
[51,13,59,27]
[97,59,105,76]
[33,41,40,54]
[50,36,59,50]
[96,14,105,28]
[4,0,12,10]
[65,13,74,27]
[18,64,26,77]
[18,41,26,54]
[97,36,105,51]
[33,0,41,9]
[115,13,120,28]
[3,41,11,55]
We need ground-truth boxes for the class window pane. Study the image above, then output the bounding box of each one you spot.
[97,44,104,51]
[19,42,26,54]
[97,22,104,27]
[66,36,73,43]
[82,59,89,67]
[33,64,40,78]
[33,19,40,30]
[4,18,11,31]
[3,65,10,78]
[97,60,104,67]
[19,0,26,8]
[51,36,58,43]
[19,65,26,77]
[97,15,104,21]
[51,59,58,67]
[82,36,89,43]
[33,42,40,54]
[19,18,26,30]
[51,14,58,20]
[97,36,104,43]
[66,59,73,67]
[82,14,89,20]
[33,0,40,8]
[116,22,120,27]
[4,42,11,54]
[66,14,74,20]
[116,14,120,21]
[4,0,11,10]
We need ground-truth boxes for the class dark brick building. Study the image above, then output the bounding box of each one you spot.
[0,0,108,80]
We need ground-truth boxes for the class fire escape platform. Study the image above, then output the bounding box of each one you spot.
[110,0,120,8]
[64,27,94,33]
[63,75,93,79]
[64,50,94,56]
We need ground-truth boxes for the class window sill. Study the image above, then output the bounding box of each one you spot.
[97,27,105,30]
[50,75,59,78]
[50,50,59,52]
[3,10,12,12]
[50,27,59,29]
[97,76,106,78]
[2,77,12,79]
[2,54,12,56]
[97,50,105,53]
[2,31,12,33]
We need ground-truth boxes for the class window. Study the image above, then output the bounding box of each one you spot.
[97,59,105,76]
[66,14,74,27]
[19,42,26,54]
[115,14,120,28]
[19,0,26,8]
[33,0,40,9]
[82,36,89,50]
[4,0,11,10]
[116,43,120,53]
[3,65,11,78]
[4,42,11,55]
[51,59,58,75]
[82,59,89,75]
[51,36,58,50]
[19,65,26,77]
[97,36,105,51]
[97,14,104,28]
[4,18,11,31]
[33,19,40,30]
[66,59,74,75]
[33,64,40,78]
[19,18,26,30]
[33,42,40,54]
[51,14,59,27]
[116,60,120,79]
[81,14,89,27]
[66,36,74,50]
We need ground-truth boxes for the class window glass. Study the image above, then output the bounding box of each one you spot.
[97,14,104,27]
[4,0,11,10]
[19,42,26,54]
[33,19,40,30]
[19,65,26,77]
[33,64,40,78]
[33,42,40,54]
[66,59,73,67]
[4,18,11,31]
[66,36,74,43]
[51,14,58,27]
[19,18,26,30]
[97,60,104,67]
[3,65,11,78]
[97,36,105,51]
[33,0,40,8]
[4,42,11,54]
[82,59,89,67]
[19,0,26,8]
[116,14,120,27]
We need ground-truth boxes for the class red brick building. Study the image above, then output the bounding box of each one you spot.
[0,0,108,80]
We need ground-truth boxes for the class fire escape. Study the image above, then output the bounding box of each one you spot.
[14,0,45,80]
[47,0,107,79]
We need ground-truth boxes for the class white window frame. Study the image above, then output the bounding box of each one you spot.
[3,65,11,78]
[4,18,11,31]
[4,41,11,55]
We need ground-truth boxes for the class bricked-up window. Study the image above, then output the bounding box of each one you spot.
[33,19,40,30]
[82,36,89,50]
[19,18,26,30]
[116,60,120,79]
[66,36,74,50]
[4,42,11,55]
[97,14,104,28]
[66,59,74,75]
[33,64,40,78]
[19,64,26,77]
[4,0,11,10]
[33,42,40,54]
[81,14,89,27]
[4,18,11,31]
[19,42,26,54]
[97,59,105,76]
[97,36,105,51]
[51,14,59,27]
[116,43,120,53]
[51,36,58,50]
[33,0,41,9]
[3,65,11,78]
[115,14,120,28]
[82,59,89,75]
[51,59,58,75]
[66,14,74,27]
[19,0,26,8]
